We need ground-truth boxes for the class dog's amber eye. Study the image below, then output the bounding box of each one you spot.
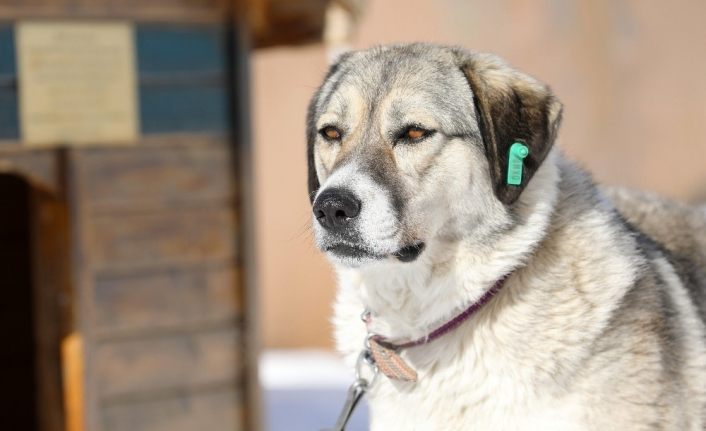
[397,125,433,143]
[406,127,427,140]
[320,126,342,141]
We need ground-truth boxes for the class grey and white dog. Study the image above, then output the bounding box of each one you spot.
[306,43,706,430]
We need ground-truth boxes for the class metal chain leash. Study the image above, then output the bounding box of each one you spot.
[323,312,379,431]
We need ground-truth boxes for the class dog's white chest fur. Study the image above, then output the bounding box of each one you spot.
[336,275,590,431]
[334,269,597,431]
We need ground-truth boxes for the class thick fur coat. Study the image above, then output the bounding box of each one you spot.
[306,43,706,430]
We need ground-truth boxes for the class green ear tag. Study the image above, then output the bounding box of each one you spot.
[507,142,529,186]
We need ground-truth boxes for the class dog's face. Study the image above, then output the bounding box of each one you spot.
[307,44,562,267]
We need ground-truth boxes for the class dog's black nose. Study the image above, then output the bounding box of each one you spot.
[313,188,361,230]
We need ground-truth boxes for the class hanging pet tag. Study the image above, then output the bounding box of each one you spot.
[369,338,418,382]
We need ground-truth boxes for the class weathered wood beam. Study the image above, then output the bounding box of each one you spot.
[248,0,329,48]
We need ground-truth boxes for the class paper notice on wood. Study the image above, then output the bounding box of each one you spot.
[16,22,139,147]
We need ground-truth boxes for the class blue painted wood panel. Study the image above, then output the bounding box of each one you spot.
[136,26,226,74]
[0,89,19,140]
[0,25,18,140]
[140,85,228,134]
[0,25,16,76]
[0,24,230,141]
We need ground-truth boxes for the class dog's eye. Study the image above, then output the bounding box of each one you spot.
[319,126,342,141]
[397,125,434,143]
[407,127,427,140]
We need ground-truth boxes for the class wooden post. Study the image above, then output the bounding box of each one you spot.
[30,184,73,431]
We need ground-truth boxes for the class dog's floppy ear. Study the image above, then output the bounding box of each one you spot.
[458,52,563,205]
[306,52,353,203]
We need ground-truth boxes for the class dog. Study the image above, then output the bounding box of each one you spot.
[306,43,706,430]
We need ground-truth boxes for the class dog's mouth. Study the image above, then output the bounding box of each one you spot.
[326,243,382,260]
[325,242,425,263]
[393,242,425,262]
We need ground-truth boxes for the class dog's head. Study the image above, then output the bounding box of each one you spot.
[307,44,562,267]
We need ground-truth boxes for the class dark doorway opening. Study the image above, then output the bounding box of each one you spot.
[0,174,38,430]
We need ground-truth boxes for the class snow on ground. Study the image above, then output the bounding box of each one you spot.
[260,349,369,431]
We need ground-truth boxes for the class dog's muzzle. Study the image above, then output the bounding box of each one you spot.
[313,187,425,263]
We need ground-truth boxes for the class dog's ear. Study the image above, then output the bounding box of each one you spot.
[458,53,563,205]
[306,53,353,204]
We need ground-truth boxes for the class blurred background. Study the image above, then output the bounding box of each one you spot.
[0,1,704,430]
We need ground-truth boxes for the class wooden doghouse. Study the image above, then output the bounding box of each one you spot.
[0,1,327,430]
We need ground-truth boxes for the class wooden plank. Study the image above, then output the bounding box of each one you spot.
[30,189,72,431]
[140,84,230,135]
[2,131,232,149]
[93,265,241,334]
[253,0,327,48]
[67,148,103,431]
[0,24,16,140]
[0,1,73,21]
[228,22,260,431]
[90,207,237,271]
[1,83,234,140]
[0,0,229,22]
[136,24,226,74]
[0,24,14,76]
[94,329,241,399]
[244,0,268,43]
[62,333,85,431]
[101,388,242,431]
[0,88,19,140]
[80,143,233,209]
[104,0,227,13]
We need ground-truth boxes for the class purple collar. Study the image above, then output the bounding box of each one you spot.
[368,276,508,350]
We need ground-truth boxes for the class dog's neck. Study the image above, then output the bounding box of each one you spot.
[334,150,562,343]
